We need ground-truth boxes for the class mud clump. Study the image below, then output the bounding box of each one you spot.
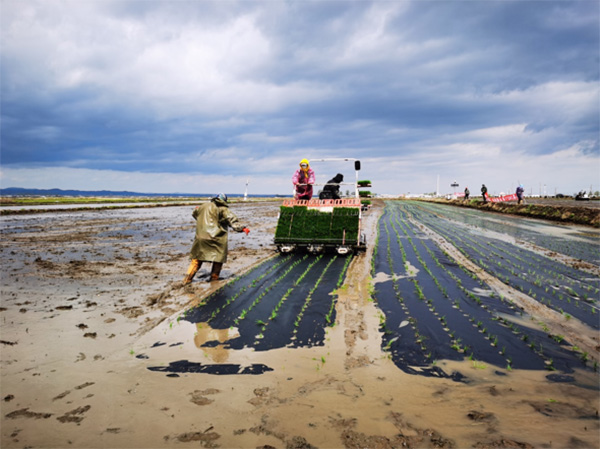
[5,408,52,420]
[341,428,454,449]
[473,440,534,449]
[176,430,220,444]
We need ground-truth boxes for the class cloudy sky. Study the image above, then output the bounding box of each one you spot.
[1,0,598,196]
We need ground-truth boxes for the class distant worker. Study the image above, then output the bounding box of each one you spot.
[292,158,315,200]
[516,184,525,204]
[319,173,344,200]
[464,187,470,201]
[481,184,488,203]
[183,193,250,285]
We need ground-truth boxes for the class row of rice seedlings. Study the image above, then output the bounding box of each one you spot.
[388,210,450,357]
[392,208,486,359]
[233,254,308,326]
[383,205,520,368]
[429,211,596,305]
[396,204,529,365]
[417,200,595,262]
[393,213,452,298]
[406,204,582,369]
[412,203,599,322]
[442,223,597,321]
[254,255,324,341]
[205,254,294,323]
[409,205,530,316]
[392,206,517,368]
[481,237,598,304]
[416,213,554,300]
[389,217,408,264]
[379,216,424,356]
[293,255,339,332]
[181,253,282,320]
[460,229,580,292]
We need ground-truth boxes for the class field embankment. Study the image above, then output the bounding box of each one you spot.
[0,197,281,215]
[418,198,600,227]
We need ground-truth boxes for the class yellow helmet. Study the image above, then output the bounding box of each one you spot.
[299,158,309,168]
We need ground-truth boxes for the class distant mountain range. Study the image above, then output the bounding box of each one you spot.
[0,187,284,198]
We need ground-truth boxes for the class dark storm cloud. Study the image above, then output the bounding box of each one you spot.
[1,0,598,194]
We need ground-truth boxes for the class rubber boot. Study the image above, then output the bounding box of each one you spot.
[210,262,223,282]
[183,259,201,285]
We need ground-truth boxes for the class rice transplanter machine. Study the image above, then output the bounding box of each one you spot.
[274,158,370,255]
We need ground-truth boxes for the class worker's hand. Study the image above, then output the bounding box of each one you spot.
[243,227,250,235]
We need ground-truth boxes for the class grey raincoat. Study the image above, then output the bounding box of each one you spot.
[189,198,245,263]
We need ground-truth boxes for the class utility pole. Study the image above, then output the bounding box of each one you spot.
[244,179,249,201]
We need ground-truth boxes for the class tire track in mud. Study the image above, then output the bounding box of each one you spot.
[148,253,353,375]
[371,201,598,381]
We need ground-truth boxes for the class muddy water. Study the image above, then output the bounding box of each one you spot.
[1,200,599,448]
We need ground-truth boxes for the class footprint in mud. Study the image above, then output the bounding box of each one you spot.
[472,439,534,448]
[189,388,220,406]
[53,390,71,401]
[5,408,52,419]
[526,400,599,419]
[57,405,91,424]
[55,305,73,310]
[467,410,498,434]
[339,411,455,449]
[247,387,271,406]
[53,382,95,402]
[166,427,220,444]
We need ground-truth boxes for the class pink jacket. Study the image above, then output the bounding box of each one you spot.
[292,168,315,200]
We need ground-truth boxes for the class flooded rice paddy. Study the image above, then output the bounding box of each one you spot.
[1,199,598,448]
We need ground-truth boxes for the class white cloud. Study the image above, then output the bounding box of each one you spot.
[1,1,597,196]
[2,1,334,117]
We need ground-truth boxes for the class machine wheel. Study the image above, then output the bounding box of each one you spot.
[277,245,296,253]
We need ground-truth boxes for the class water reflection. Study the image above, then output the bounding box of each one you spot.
[193,322,240,363]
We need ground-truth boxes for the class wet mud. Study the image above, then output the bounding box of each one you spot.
[1,200,599,448]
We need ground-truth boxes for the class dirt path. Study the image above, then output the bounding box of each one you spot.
[1,201,598,448]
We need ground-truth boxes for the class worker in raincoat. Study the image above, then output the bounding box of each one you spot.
[292,158,316,200]
[183,193,250,285]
